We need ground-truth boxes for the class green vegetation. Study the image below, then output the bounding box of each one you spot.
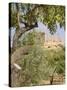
[21,31,45,46]
[12,31,65,86]
[9,3,65,51]
[10,4,65,33]
[9,3,65,87]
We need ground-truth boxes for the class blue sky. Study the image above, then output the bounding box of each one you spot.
[36,21,65,43]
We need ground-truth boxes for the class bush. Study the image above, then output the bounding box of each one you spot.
[12,31,65,86]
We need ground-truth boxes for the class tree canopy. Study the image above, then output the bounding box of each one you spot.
[10,3,65,34]
[9,3,65,50]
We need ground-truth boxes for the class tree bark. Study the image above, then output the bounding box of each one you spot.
[50,67,56,85]
[50,75,53,85]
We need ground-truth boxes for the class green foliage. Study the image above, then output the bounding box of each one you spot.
[17,46,65,86]
[10,3,65,34]
[10,3,65,86]
[15,31,65,86]
[45,48,65,75]
[21,31,45,46]
[22,32,35,45]
[18,45,48,86]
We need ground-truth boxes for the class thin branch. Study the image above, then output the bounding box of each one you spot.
[20,21,29,27]
[17,22,38,39]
